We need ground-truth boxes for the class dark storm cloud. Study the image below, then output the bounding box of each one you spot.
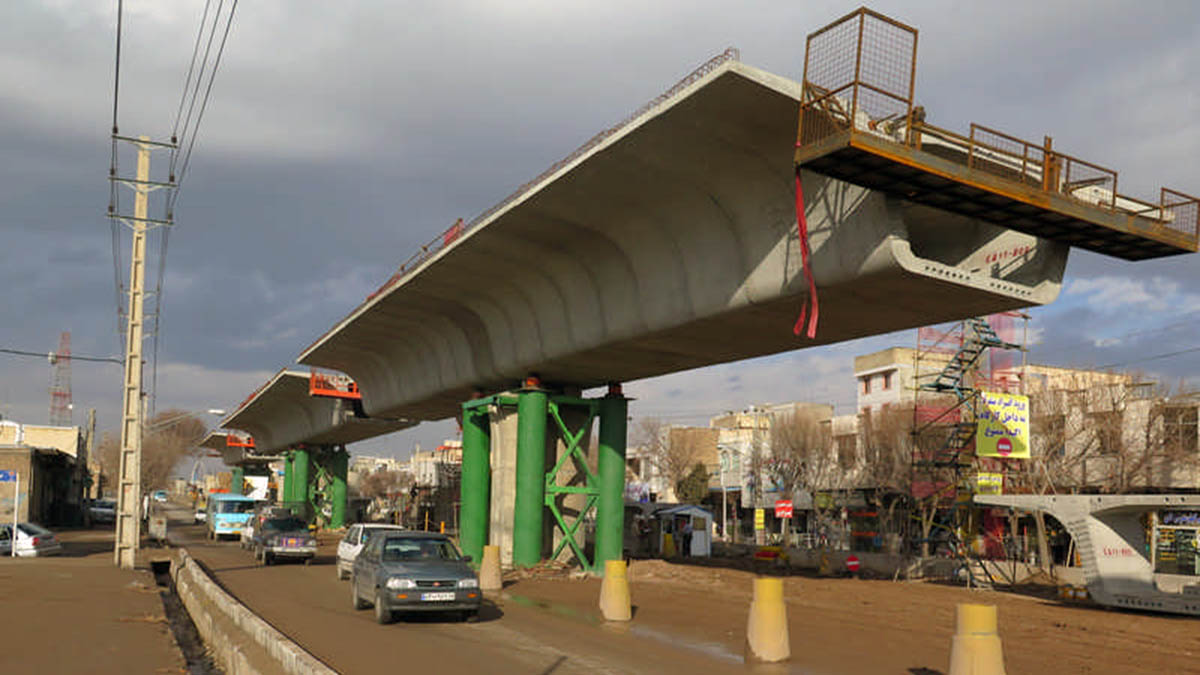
[1,1,1196,458]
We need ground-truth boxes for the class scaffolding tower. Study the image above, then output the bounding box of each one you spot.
[910,314,1025,549]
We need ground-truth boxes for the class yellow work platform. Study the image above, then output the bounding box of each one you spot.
[794,8,1198,262]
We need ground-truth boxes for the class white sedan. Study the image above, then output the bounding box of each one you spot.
[1,522,63,557]
[335,523,405,580]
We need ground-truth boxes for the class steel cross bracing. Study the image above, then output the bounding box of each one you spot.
[543,397,601,572]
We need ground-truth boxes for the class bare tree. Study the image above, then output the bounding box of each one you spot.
[97,410,207,494]
[859,405,915,541]
[359,470,413,500]
[634,417,713,501]
[769,409,844,543]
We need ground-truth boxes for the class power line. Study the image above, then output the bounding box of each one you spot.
[170,0,239,210]
[170,0,214,148]
[0,348,123,365]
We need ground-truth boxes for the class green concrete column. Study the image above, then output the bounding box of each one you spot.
[328,447,349,529]
[512,388,548,568]
[282,452,294,504]
[595,386,629,570]
[230,466,244,496]
[292,447,311,521]
[459,404,492,565]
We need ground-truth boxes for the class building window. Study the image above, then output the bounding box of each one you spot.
[861,377,871,395]
[837,435,857,469]
[882,371,893,390]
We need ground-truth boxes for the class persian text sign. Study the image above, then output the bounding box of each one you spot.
[976,392,1030,459]
[975,472,1003,495]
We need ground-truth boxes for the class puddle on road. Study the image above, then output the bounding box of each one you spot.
[500,592,815,673]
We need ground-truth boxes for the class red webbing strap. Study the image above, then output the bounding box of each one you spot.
[793,169,819,338]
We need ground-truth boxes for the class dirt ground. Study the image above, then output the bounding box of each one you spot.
[0,528,185,674]
[508,558,1200,674]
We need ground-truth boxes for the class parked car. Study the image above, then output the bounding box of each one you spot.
[205,493,257,540]
[335,523,406,580]
[350,532,479,624]
[252,516,317,565]
[0,523,63,557]
[152,490,169,503]
[89,499,116,524]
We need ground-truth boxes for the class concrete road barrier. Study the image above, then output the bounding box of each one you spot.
[598,559,631,622]
[948,603,1006,675]
[172,547,336,675]
[744,576,789,663]
[479,544,502,592]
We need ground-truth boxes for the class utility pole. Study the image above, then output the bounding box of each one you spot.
[111,134,174,569]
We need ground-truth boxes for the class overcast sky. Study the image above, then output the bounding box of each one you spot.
[1,1,1197,467]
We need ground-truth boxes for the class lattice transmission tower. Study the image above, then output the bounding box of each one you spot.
[49,331,72,426]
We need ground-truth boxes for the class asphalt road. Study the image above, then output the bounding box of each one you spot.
[169,508,755,675]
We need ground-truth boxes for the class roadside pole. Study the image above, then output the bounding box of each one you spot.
[13,472,18,557]
[1,470,17,556]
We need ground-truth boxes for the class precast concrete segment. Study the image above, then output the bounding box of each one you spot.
[976,494,1200,616]
[299,61,1068,423]
[218,369,416,454]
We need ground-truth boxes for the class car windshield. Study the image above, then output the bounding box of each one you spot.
[17,523,50,536]
[262,518,307,532]
[216,500,255,514]
[381,538,461,562]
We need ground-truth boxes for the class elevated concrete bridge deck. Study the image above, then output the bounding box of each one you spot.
[298,59,1068,422]
[217,369,415,455]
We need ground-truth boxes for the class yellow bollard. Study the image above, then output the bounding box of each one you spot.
[745,577,790,663]
[599,559,632,621]
[478,545,502,592]
[948,603,1006,675]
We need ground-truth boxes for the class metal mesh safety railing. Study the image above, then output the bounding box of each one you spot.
[798,9,918,147]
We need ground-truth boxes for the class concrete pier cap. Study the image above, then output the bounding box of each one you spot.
[298,59,1068,423]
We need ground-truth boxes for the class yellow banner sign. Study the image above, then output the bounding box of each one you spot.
[754,508,765,530]
[975,472,1004,495]
[976,392,1030,459]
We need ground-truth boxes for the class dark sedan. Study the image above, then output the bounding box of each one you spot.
[350,532,480,624]
[252,516,317,565]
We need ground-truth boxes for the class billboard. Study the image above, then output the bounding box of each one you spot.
[976,391,1030,459]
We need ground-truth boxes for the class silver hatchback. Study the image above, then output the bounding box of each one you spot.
[350,532,480,624]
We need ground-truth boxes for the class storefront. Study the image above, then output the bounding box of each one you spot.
[1153,510,1200,577]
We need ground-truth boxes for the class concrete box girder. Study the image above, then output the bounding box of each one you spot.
[218,369,416,455]
[299,60,1068,422]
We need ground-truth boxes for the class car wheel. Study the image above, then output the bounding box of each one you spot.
[351,577,368,610]
[374,591,394,625]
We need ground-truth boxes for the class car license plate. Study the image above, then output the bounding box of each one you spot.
[421,592,455,602]
[285,538,297,547]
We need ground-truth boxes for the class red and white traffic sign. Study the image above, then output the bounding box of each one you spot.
[996,437,1013,457]
[845,554,860,573]
[774,500,793,519]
